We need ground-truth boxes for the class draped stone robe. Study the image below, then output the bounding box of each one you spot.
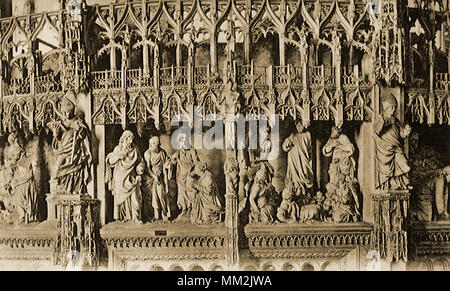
[106,146,144,221]
[322,134,356,180]
[171,149,200,214]
[373,115,410,190]
[190,170,224,224]
[282,131,314,195]
[53,116,92,195]
[144,148,171,219]
[4,146,37,223]
[322,133,360,220]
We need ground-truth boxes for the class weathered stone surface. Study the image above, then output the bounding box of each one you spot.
[0,0,448,271]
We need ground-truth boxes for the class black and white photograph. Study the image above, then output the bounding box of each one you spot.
[0,0,449,273]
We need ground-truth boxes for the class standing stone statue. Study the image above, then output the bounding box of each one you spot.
[189,162,224,225]
[170,133,200,220]
[282,120,314,198]
[373,94,411,190]
[322,126,360,222]
[49,90,92,195]
[143,136,172,222]
[106,130,145,223]
[2,132,37,224]
[219,79,240,150]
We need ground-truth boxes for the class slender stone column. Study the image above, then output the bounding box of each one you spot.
[95,124,107,225]
[224,121,239,269]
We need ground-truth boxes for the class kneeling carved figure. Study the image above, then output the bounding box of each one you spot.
[188,162,224,225]
[247,161,279,224]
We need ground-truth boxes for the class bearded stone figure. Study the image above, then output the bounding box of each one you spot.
[2,132,38,224]
[49,90,92,195]
[106,130,145,223]
[143,136,172,222]
[373,94,411,190]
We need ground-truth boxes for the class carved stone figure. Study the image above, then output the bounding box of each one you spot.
[410,143,450,221]
[143,136,172,222]
[189,162,224,225]
[322,126,360,222]
[373,94,411,190]
[106,130,145,223]
[49,90,92,195]
[153,44,160,68]
[411,166,450,221]
[247,161,278,224]
[237,149,249,213]
[299,192,325,223]
[277,182,300,223]
[323,181,359,223]
[170,133,200,220]
[224,155,239,196]
[187,34,195,66]
[282,120,314,197]
[1,132,37,224]
[121,47,127,70]
[219,79,240,117]
[220,80,241,150]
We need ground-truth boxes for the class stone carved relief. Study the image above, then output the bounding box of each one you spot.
[188,162,225,225]
[0,132,37,224]
[0,0,448,270]
[247,160,279,225]
[53,196,99,269]
[143,136,172,222]
[219,80,241,150]
[169,133,201,222]
[322,126,360,223]
[104,130,227,226]
[48,90,92,196]
[373,94,412,190]
[277,183,301,223]
[298,192,326,223]
[282,121,314,198]
[224,155,239,198]
[412,166,450,222]
[371,192,409,262]
[410,138,450,222]
[106,130,145,223]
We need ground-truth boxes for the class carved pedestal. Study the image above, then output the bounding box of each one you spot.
[52,194,100,270]
[371,190,410,263]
